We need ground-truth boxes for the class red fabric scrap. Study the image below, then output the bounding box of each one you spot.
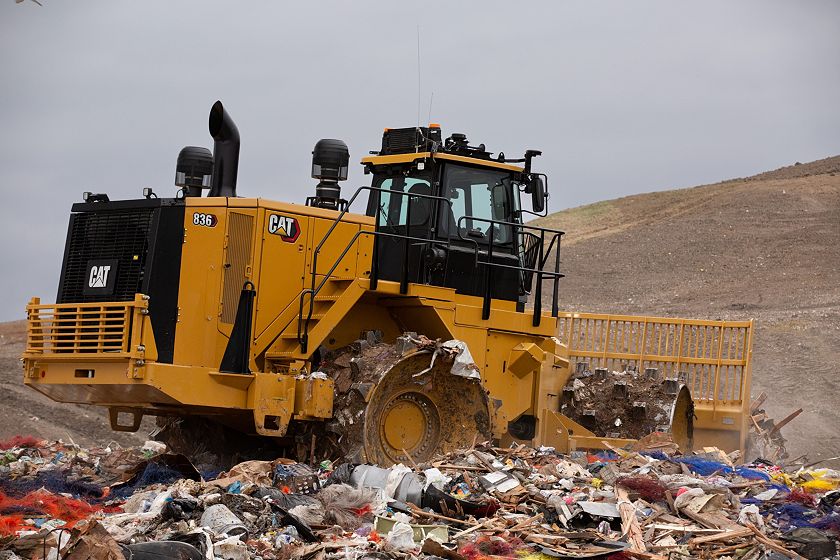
[0,436,44,451]
[0,490,102,535]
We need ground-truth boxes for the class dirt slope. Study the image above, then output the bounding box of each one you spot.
[0,321,147,447]
[537,156,840,463]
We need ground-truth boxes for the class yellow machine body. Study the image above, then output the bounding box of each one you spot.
[23,194,753,455]
[22,119,754,457]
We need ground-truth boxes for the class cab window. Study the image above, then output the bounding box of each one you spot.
[439,164,515,243]
[371,175,432,228]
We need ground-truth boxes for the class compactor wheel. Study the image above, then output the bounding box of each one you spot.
[321,336,492,466]
[361,349,491,466]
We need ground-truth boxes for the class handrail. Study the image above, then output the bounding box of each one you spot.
[294,186,565,353]
[296,186,455,353]
[455,216,564,325]
[295,229,452,351]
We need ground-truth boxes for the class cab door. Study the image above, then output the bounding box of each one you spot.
[370,175,434,285]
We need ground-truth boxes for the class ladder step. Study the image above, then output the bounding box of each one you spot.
[292,313,326,321]
[278,314,326,339]
[289,277,353,357]
[279,332,308,340]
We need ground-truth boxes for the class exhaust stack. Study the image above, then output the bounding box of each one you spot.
[208,101,240,198]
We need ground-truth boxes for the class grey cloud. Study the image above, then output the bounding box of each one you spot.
[0,0,838,319]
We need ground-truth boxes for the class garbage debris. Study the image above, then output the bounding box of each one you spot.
[200,503,248,538]
[374,514,449,544]
[748,390,801,462]
[0,435,836,559]
[316,482,378,530]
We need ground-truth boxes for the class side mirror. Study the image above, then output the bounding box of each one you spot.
[528,176,546,213]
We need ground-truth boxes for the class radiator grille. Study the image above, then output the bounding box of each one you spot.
[221,212,254,323]
[380,126,440,155]
[59,208,155,303]
[382,129,421,154]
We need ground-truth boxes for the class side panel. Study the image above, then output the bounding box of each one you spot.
[143,205,185,363]
[253,210,309,339]
[309,217,367,280]
[174,204,228,368]
[245,202,377,364]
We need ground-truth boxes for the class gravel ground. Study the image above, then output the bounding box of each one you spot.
[0,320,149,447]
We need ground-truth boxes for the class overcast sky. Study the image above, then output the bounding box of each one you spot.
[1,1,838,321]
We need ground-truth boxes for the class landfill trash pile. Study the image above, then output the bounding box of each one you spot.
[0,434,838,560]
[748,391,804,464]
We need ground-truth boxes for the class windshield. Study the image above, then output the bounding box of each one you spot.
[439,164,516,244]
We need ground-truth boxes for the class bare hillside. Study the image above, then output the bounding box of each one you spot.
[538,156,840,462]
[0,321,147,447]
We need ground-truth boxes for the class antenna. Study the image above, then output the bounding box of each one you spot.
[428,91,434,124]
[416,24,421,151]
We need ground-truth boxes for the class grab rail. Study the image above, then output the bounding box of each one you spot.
[295,187,565,352]
[455,216,564,326]
[296,186,454,353]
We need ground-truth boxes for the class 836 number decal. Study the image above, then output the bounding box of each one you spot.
[192,212,218,227]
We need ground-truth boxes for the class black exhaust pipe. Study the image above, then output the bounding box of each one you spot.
[208,100,240,197]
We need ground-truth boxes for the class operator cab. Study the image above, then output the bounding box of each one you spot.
[361,126,556,313]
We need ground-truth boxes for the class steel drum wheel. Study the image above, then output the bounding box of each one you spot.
[362,350,491,466]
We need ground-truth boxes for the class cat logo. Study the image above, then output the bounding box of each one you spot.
[83,259,118,295]
[89,265,111,288]
[267,214,300,242]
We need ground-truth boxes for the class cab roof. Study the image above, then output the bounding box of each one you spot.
[360,151,524,173]
[361,125,526,173]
